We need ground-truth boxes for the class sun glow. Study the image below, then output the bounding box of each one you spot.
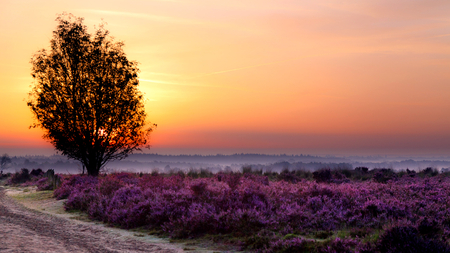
[1,0,450,155]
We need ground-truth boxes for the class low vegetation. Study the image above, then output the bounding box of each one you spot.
[2,168,59,190]
[3,166,450,252]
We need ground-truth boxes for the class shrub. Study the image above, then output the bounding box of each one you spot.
[36,177,53,191]
[418,218,441,239]
[30,168,44,176]
[190,180,208,196]
[294,169,313,180]
[242,166,253,174]
[313,169,332,183]
[105,185,148,228]
[279,169,301,183]
[53,172,450,252]
[54,175,98,199]
[419,167,439,177]
[376,225,450,253]
[9,168,30,184]
[223,173,241,190]
[98,177,125,197]
[269,237,313,253]
[65,183,99,211]
[244,229,274,250]
[372,168,397,183]
[355,167,369,173]
[187,168,213,178]
[318,238,360,253]
[0,172,10,180]
[406,169,416,177]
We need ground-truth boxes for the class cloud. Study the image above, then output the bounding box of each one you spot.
[144,72,183,77]
[138,78,234,89]
[433,33,450,38]
[192,62,279,78]
[138,79,181,85]
[77,9,203,25]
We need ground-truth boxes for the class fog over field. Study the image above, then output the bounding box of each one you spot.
[4,153,450,174]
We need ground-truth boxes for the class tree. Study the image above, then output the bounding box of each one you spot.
[1,153,12,174]
[27,14,155,176]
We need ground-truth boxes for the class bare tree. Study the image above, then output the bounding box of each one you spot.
[27,13,155,176]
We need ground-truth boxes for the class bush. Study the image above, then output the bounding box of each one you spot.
[372,168,397,183]
[419,167,439,177]
[269,237,314,253]
[406,169,416,177]
[279,169,302,183]
[9,168,30,184]
[0,172,11,180]
[222,173,241,190]
[53,175,98,199]
[98,177,125,197]
[355,167,369,173]
[30,168,44,177]
[36,177,53,191]
[376,225,450,253]
[313,169,332,183]
[52,172,450,252]
[190,180,208,196]
[418,218,441,239]
[318,238,360,253]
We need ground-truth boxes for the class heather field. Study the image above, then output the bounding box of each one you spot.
[4,167,450,252]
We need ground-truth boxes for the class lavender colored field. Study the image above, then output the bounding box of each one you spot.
[8,168,450,252]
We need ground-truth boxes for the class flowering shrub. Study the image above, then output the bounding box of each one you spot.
[375,224,450,253]
[53,175,98,199]
[6,168,60,191]
[54,170,450,252]
[268,237,314,253]
[318,238,361,253]
[313,169,332,183]
[36,177,53,191]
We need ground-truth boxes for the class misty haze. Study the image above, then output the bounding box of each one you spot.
[4,153,450,175]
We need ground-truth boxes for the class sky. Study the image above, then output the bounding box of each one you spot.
[1,0,450,156]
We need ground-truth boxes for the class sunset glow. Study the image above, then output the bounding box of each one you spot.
[1,0,450,156]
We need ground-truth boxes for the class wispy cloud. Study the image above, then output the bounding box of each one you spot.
[77,9,202,25]
[145,72,183,77]
[190,54,326,79]
[138,78,232,89]
[193,63,276,78]
[139,79,248,90]
[190,59,298,79]
[433,33,450,38]
[138,79,182,85]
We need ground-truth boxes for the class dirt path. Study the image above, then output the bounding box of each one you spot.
[0,187,185,253]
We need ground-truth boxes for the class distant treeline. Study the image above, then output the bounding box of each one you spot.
[3,153,450,174]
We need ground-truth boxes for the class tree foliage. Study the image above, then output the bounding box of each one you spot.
[28,13,154,176]
[1,153,11,173]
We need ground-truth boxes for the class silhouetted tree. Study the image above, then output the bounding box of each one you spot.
[1,153,11,174]
[27,13,155,176]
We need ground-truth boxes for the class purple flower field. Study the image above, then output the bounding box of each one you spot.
[48,169,450,252]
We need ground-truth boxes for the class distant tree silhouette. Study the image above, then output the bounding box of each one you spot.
[1,153,11,174]
[27,13,155,176]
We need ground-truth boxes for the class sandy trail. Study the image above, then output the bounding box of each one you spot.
[0,187,185,253]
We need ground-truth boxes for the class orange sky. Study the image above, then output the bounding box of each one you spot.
[1,0,450,156]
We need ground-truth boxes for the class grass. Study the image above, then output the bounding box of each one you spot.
[9,190,53,201]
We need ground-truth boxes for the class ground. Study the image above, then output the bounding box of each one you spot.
[0,186,224,253]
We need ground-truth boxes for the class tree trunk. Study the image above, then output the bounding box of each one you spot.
[86,165,100,176]
[86,156,101,176]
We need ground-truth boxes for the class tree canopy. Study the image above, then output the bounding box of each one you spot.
[28,14,155,176]
[1,154,11,173]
